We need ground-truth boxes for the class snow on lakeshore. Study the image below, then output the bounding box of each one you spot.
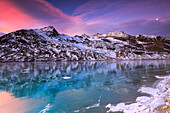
[106,75,170,113]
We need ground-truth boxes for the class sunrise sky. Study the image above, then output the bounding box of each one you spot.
[0,0,170,36]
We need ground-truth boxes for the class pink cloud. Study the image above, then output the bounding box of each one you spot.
[73,0,170,25]
[0,0,81,34]
[0,91,45,113]
[0,0,43,33]
[0,0,170,36]
[36,0,80,23]
[86,20,104,25]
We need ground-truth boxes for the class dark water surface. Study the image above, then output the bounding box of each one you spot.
[0,60,170,113]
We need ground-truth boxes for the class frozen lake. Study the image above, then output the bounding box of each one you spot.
[0,60,170,113]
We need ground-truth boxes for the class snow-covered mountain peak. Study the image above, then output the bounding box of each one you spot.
[39,26,55,32]
[92,33,106,38]
[93,31,129,39]
[37,26,59,37]
[136,34,157,38]
[106,31,129,37]
[81,34,90,39]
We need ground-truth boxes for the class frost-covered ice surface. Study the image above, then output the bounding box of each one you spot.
[73,95,102,112]
[39,104,53,113]
[0,60,170,113]
[106,75,170,113]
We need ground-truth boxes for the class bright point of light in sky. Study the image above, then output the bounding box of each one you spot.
[156,18,159,21]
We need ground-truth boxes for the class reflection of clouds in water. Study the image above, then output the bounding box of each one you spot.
[0,91,44,113]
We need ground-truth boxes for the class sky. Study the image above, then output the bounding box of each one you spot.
[0,0,170,36]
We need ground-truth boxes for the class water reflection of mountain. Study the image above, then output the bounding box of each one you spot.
[0,60,170,99]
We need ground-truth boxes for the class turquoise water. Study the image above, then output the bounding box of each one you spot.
[0,60,170,113]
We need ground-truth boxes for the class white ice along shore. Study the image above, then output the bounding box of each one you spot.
[106,75,170,113]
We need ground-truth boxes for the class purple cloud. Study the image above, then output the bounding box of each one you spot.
[0,0,170,36]
[66,18,170,37]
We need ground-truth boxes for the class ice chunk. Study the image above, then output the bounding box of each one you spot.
[62,77,71,79]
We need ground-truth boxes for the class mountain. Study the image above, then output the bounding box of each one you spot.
[0,32,5,37]
[0,26,169,62]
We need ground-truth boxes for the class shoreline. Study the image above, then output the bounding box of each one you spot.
[0,59,170,63]
[106,75,170,113]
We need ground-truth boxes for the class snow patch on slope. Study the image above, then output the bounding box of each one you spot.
[106,31,129,37]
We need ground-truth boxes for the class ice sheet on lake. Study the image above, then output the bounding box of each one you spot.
[106,75,170,113]
[39,104,52,113]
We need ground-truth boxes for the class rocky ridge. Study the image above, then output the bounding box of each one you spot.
[0,26,170,62]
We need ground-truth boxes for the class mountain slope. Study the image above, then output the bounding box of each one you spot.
[0,26,169,62]
[0,26,112,62]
